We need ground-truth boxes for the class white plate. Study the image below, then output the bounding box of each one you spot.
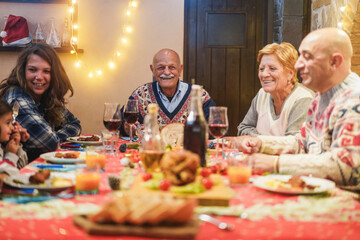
[253,175,335,195]
[68,135,102,145]
[40,151,85,164]
[3,172,74,191]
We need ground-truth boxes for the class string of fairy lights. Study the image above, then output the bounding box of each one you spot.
[67,0,138,78]
[337,1,356,32]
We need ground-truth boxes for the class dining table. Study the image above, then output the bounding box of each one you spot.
[1,138,360,240]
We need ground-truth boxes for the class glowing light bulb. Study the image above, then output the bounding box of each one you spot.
[125,26,132,33]
[96,70,102,75]
[338,22,343,28]
[340,6,346,12]
[73,24,78,29]
[71,37,78,44]
[69,7,74,13]
[131,1,137,7]
[109,61,115,68]
[70,50,76,54]
[126,10,131,16]
[72,0,77,4]
[89,72,94,78]
[116,51,121,57]
[75,61,80,67]
[122,38,127,44]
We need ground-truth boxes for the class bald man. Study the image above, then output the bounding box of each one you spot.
[121,48,216,136]
[240,28,360,190]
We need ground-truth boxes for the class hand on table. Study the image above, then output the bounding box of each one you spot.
[240,137,262,154]
[245,153,278,175]
[224,135,251,151]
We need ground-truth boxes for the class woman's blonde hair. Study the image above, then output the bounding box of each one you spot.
[257,42,299,84]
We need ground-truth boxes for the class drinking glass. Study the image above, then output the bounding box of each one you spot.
[103,103,121,131]
[75,152,101,195]
[227,153,251,186]
[208,106,229,161]
[101,129,119,155]
[124,99,139,143]
[85,146,107,170]
[103,103,121,154]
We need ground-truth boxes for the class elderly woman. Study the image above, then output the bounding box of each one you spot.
[0,43,81,162]
[237,42,313,136]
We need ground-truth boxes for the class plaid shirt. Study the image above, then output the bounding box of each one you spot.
[4,88,81,160]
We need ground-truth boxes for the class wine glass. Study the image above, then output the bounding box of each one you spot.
[124,99,139,143]
[103,103,121,131]
[208,106,229,161]
[103,103,121,154]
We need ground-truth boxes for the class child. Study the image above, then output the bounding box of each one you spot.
[0,100,28,180]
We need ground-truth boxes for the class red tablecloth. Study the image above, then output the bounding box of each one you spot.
[1,143,360,240]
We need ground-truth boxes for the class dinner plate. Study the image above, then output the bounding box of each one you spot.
[3,172,74,191]
[40,151,85,164]
[253,175,335,195]
[68,135,102,145]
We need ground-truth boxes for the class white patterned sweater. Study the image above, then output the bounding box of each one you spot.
[258,73,360,189]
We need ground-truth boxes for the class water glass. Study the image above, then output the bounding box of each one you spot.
[101,130,119,155]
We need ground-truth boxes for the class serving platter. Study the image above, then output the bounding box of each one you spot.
[253,175,335,195]
[40,151,85,164]
[73,215,199,239]
[131,174,235,206]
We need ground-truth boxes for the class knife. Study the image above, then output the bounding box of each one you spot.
[35,164,66,168]
[12,101,20,124]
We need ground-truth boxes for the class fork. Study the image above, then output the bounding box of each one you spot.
[198,214,234,231]
[12,101,20,124]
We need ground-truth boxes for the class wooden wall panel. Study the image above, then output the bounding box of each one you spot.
[184,0,270,135]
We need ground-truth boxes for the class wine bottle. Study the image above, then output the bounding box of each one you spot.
[141,103,165,172]
[183,85,207,167]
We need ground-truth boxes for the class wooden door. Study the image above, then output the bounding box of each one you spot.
[184,0,272,135]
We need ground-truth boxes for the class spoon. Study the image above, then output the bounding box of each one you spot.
[198,214,234,231]
[12,101,20,124]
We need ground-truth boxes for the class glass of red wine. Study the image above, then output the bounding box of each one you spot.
[103,103,121,154]
[124,99,139,143]
[208,106,229,161]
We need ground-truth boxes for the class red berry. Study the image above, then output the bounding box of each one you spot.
[200,168,211,178]
[142,173,153,181]
[159,179,171,191]
[210,164,219,174]
[201,178,214,190]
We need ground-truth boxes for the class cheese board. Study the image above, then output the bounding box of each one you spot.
[131,174,235,206]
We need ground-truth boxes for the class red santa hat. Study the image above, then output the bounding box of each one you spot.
[0,14,31,46]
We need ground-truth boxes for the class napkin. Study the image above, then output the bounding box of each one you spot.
[34,164,85,172]
[2,194,74,204]
[120,136,139,141]
[60,142,85,151]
